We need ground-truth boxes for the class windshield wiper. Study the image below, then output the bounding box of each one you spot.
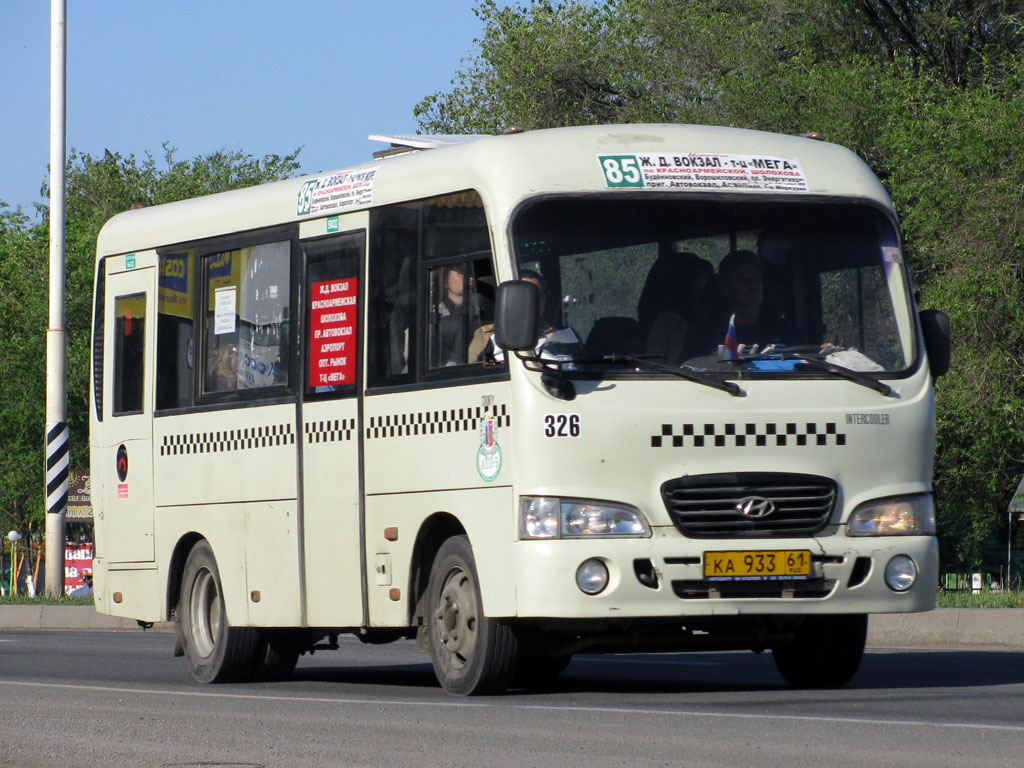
[599,354,745,397]
[517,350,744,396]
[738,351,893,396]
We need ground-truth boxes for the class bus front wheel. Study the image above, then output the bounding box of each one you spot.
[426,535,518,695]
[179,540,259,683]
[771,614,867,688]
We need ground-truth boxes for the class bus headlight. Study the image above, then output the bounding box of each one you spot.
[846,495,936,536]
[520,497,651,539]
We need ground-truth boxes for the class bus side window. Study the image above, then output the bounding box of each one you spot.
[113,293,146,415]
[201,241,291,396]
[368,191,494,386]
[156,250,195,410]
[368,205,418,387]
[304,233,363,396]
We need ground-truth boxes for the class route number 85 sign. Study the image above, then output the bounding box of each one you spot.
[599,155,644,187]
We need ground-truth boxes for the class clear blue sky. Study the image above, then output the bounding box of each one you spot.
[0,1,484,212]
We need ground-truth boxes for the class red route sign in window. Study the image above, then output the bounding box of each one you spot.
[308,278,358,388]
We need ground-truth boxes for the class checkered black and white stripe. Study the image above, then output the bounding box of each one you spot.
[651,422,846,448]
[160,424,295,456]
[366,404,510,440]
[305,418,356,444]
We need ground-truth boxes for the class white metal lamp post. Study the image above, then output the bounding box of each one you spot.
[7,531,22,595]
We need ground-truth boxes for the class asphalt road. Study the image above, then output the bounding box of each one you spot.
[1,630,1022,768]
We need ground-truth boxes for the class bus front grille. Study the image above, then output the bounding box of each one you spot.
[661,472,836,538]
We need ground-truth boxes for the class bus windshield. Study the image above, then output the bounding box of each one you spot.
[511,196,916,375]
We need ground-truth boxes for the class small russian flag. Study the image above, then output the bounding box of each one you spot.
[724,314,739,360]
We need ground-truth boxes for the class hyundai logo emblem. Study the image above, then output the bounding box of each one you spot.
[736,496,776,518]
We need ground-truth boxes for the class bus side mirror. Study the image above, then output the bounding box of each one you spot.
[494,280,538,352]
[919,308,950,378]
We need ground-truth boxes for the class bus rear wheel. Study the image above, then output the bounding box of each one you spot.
[771,614,867,688]
[426,536,518,695]
[252,630,302,681]
[179,540,259,683]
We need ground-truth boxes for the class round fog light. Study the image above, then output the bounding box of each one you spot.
[884,555,918,592]
[576,558,609,595]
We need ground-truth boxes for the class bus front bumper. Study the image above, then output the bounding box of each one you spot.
[509,531,938,620]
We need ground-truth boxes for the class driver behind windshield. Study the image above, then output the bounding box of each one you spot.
[689,249,793,357]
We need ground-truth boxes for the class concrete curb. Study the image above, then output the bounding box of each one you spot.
[868,609,1024,649]
[2,606,1023,648]
[0,605,172,632]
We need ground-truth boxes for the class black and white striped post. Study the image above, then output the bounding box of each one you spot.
[45,0,67,596]
[46,423,70,515]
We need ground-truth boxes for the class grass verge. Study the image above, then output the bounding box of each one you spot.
[935,589,1024,608]
[0,595,94,606]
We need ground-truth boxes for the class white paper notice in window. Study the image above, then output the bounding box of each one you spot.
[214,286,237,335]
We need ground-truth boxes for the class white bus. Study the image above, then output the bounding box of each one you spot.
[90,124,950,694]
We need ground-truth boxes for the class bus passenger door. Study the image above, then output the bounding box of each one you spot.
[100,257,156,563]
[298,227,365,627]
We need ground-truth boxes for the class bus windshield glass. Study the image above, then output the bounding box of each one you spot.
[511,196,915,375]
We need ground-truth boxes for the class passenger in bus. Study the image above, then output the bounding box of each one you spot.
[637,252,713,366]
[436,264,488,366]
[487,270,584,363]
[208,341,239,391]
[689,249,791,357]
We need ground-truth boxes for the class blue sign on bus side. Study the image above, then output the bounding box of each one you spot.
[160,252,190,293]
[208,251,233,280]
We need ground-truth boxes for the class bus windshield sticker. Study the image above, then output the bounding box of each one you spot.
[544,413,581,438]
[477,415,502,482]
[214,286,236,335]
[309,278,358,388]
[598,153,808,192]
[297,167,379,217]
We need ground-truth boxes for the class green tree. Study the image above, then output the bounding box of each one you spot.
[880,65,1024,568]
[0,145,302,544]
[0,203,49,537]
[852,0,1024,87]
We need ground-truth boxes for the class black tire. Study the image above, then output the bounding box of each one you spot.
[179,540,260,683]
[426,535,519,695]
[772,614,867,688]
[252,630,302,682]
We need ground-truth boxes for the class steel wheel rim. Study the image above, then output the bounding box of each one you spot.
[189,566,220,658]
[434,565,478,669]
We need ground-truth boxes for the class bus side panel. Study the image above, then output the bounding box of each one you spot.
[153,404,298,507]
[362,383,513,496]
[364,486,516,627]
[98,565,161,622]
[363,381,516,626]
[153,404,301,626]
[243,501,302,625]
[154,503,300,626]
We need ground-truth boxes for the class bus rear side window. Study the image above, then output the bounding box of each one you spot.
[113,293,146,415]
[201,241,291,395]
[156,250,195,410]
